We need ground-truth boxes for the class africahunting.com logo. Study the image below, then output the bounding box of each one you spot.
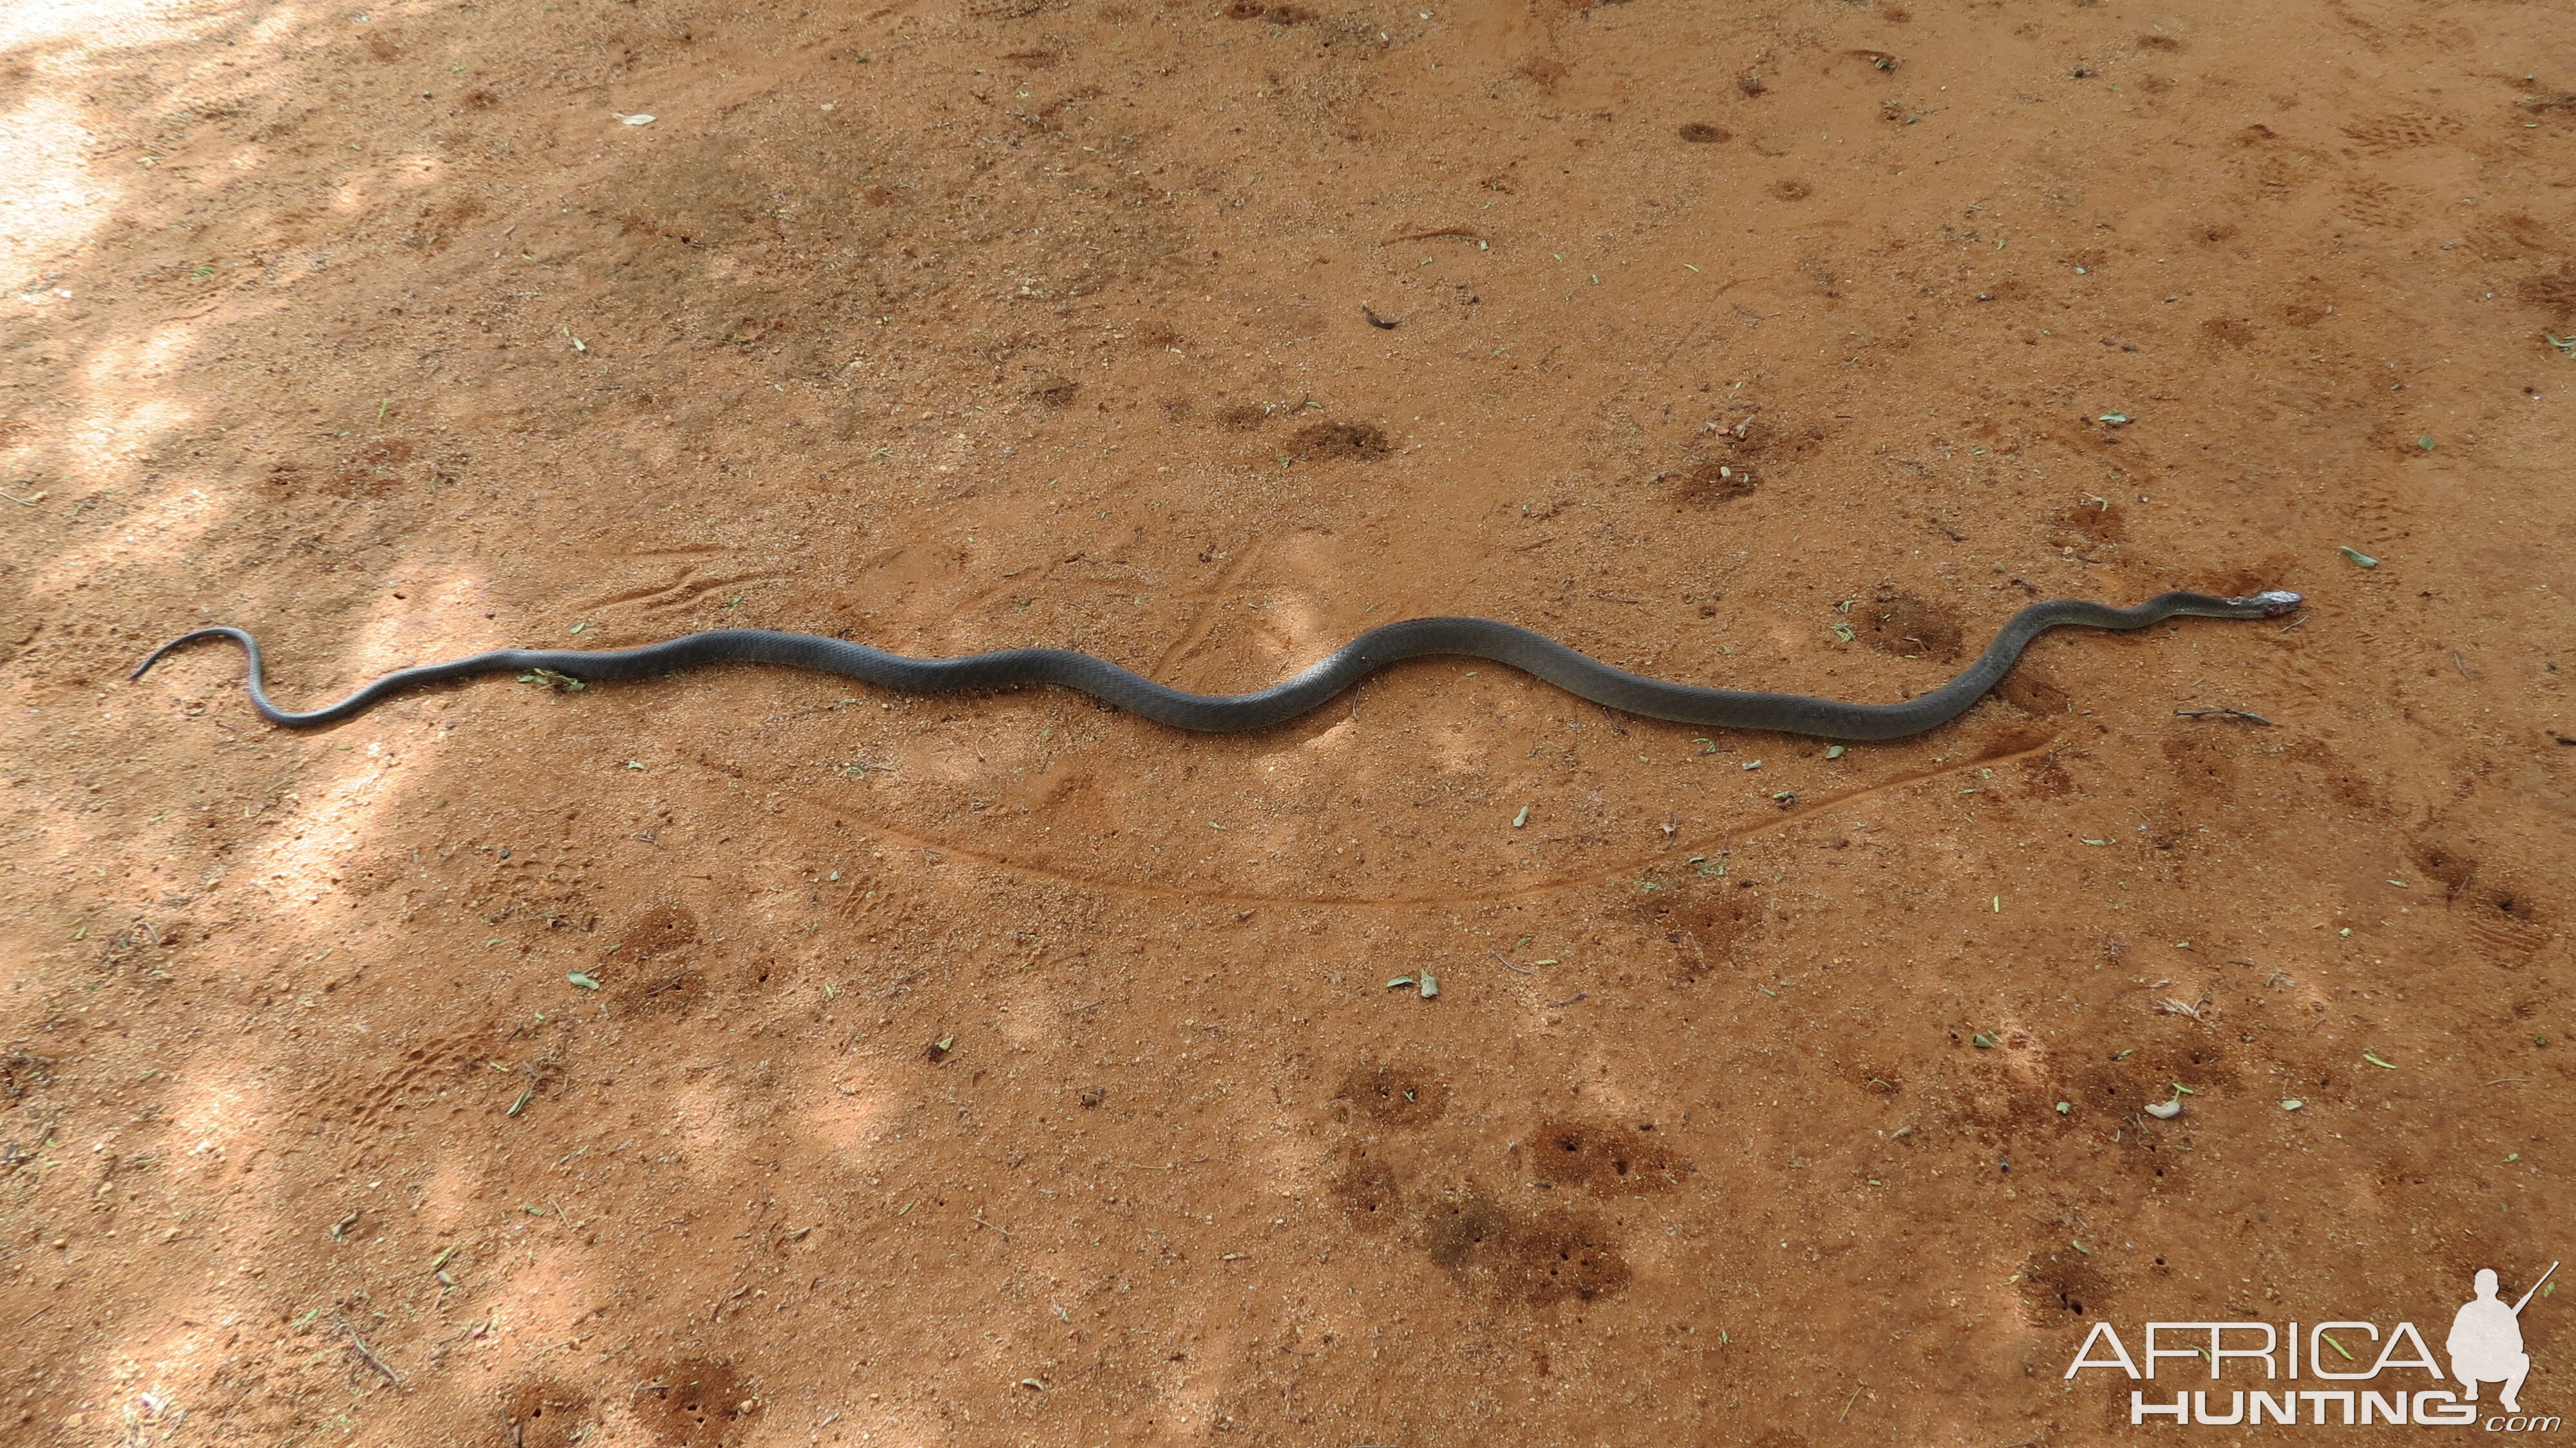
[2067,1262,2558,1430]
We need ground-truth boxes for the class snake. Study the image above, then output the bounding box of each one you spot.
[132,589,2302,741]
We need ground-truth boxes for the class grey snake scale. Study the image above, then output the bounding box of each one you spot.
[133,590,2302,741]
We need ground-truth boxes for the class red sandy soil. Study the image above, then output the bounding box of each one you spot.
[5,1,2574,1444]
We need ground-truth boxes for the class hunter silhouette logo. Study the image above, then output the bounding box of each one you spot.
[2453,1263,2555,1415]
[2067,1260,2561,1429]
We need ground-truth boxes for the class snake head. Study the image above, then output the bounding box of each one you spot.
[2235,589,2304,618]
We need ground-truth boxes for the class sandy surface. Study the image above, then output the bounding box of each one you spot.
[5,0,2574,1443]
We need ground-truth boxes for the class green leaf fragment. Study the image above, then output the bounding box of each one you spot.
[1971,1033,1997,1049]
[2363,1052,2397,1069]
[2282,1098,2305,1110]
[1826,745,1846,759]
[1419,973,1439,999]
[1386,977,1414,990]
[567,971,601,990]
[2339,545,2378,568]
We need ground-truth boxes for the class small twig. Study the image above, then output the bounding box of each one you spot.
[973,1210,1012,1241]
[337,1312,402,1386]
[2486,1078,2532,1086]
[2278,614,2307,633]
[1598,704,1629,737]
[1840,1383,1868,1423]
[1361,305,1400,330]
[2452,649,2473,680]
[1393,226,1482,242]
[2173,707,2272,727]
[709,1285,750,1322]
[1546,991,1588,1008]
[0,487,44,506]
[1488,949,1534,975]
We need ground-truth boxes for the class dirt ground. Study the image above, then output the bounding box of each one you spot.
[5,0,2574,1443]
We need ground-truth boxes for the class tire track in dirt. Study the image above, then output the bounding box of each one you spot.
[571,557,787,616]
[777,731,2063,908]
[1148,535,1273,684]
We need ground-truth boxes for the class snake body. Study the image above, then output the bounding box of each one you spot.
[133,590,2301,740]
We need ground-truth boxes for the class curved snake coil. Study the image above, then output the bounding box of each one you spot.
[133,589,2302,741]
